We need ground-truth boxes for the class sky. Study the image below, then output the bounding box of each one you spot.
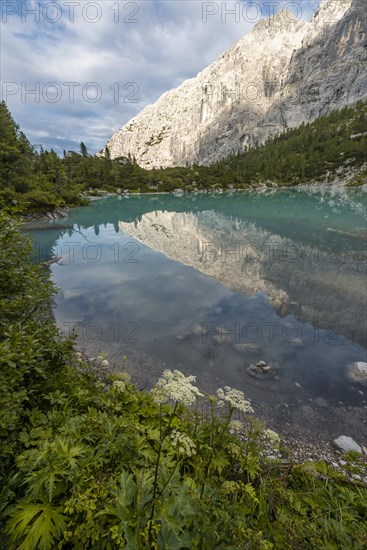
[0,0,321,155]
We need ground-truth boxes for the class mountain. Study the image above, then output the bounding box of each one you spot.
[102,0,367,169]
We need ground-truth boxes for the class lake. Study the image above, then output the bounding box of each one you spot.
[27,188,367,440]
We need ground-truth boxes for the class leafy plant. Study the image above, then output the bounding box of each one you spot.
[1,127,367,548]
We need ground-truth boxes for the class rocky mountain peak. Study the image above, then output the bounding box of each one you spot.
[102,0,366,168]
[253,9,305,35]
[310,0,352,35]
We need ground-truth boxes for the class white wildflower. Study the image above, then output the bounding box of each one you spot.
[216,386,254,414]
[264,429,280,446]
[112,380,126,393]
[151,369,203,405]
[170,429,196,457]
[229,420,244,434]
[115,372,130,383]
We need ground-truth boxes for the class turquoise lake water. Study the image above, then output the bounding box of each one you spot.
[27,189,367,436]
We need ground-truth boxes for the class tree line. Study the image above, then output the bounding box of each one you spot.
[0,100,366,214]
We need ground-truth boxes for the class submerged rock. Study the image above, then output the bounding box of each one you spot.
[332,435,362,454]
[233,343,258,353]
[247,361,276,379]
[191,324,204,336]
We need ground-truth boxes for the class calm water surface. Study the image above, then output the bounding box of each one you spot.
[27,189,367,436]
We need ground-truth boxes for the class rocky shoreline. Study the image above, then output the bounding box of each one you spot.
[75,349,367,482]
[21,206,70,228]
[294,163,367,190]
[262,433,367,485]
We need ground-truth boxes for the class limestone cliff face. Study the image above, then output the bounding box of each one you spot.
[258,0,367,143]
[103,0,366,168]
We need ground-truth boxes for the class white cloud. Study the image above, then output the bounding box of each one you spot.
[0,0,321,154]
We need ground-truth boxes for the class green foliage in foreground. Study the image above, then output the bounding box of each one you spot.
[1,213,367,549]
[1,101,366,215]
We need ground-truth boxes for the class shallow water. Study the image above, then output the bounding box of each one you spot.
[27,189,367,437]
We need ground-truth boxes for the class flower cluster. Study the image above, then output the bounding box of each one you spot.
[217,386,254,414]
[112,380,126,393]
[169,430,196,457]
[151,369,203,406]
[228,442,242,459]
[264,429,280,446]
[222,480,238,494]
[229,420,244,435]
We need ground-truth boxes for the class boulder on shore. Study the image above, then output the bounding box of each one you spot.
[332,435,362,454]
[346,362,367,386]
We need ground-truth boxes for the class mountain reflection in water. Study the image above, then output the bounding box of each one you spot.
[26,189,367,438]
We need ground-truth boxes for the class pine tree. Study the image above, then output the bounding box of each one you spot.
[0,101,32,190]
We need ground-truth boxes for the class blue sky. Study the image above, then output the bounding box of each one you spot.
[1,0,321,154]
